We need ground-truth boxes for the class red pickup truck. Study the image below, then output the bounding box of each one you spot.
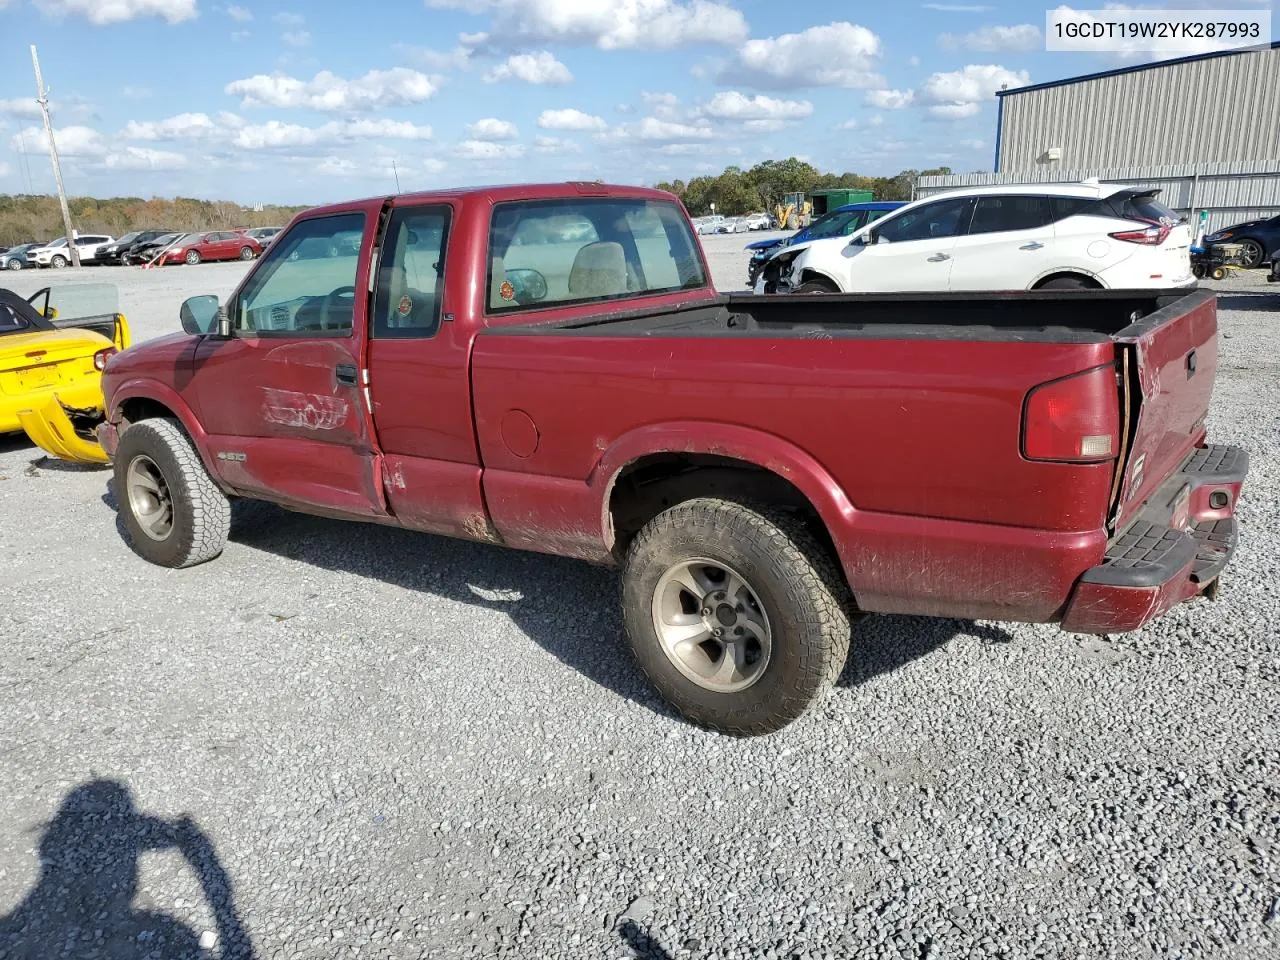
[97,182,1247,735]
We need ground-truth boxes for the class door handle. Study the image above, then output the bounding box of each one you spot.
[1020,241,1045,250]
[927,253,951,262]
[335,363,358,385]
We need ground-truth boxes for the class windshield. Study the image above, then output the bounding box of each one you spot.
[115,232,140,244]
[807,211,861,240]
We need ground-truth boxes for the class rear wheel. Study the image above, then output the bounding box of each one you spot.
[1211,266,1227,281]
[115,418,230,568]
[1237,239,1264,269]
[185,249,201,265]
[621,497,852,735]
[239,245,255,260]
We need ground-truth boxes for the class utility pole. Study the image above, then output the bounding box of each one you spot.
[31,44,79,267]
[391,160,402,194]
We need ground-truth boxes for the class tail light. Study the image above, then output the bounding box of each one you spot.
[1022,365,1120,463]
[93,347,118,371]
[1109,222,1170,245]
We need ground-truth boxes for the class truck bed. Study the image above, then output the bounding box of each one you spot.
[472,288,1219,624]
[490,288,1203,344]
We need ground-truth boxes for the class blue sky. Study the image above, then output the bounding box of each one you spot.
[0,0,1273,204]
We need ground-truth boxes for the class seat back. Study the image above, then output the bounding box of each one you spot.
[568,241,627,299]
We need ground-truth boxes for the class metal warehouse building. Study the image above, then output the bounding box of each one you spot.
[919,42,1280,231]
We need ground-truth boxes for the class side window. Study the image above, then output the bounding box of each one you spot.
[372,205,451,339]
[875,198,974,243]
[487,198,707,313]
[967,195,1051,235]
[1048,196,1093,222]
[233,212,366,336]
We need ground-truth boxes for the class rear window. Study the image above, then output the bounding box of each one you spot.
[486,198,707,313]
[1089,191,1182,226]
[968,195,1051,234]
[0,302,29,333]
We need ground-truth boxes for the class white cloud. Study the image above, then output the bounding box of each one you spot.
[724,22,883,89]
[697,92,812,132]
[960,138,986,149]
[231,29,250,41]
[226,68,439,111]
[124,112,224,140]
[642,91,683,120]
[533,135,581,154]
[283,31,311,47]
[466,117,519,140]
[10,124,108,157]
[919,64,1029,119]
[483,51,573,85]
[602,117,713,142]
[837,119,859,130]
[940,24,1041,52]
[0,162,10,178]
[424,0,748,50]
[865,88,915,109]
[121,86,152,100]
[0,99,42,120]
[908,55,921,66]
[272,11,305,26]
[225,4,252,20]
[868,114,884,126]
[317,156,358,176]
[43,0,196,24]
[232,118,433,149]
[536,108,607,131]
[105,145,187,170]
[455,139,526,159]
[922,3,992,10]
[407,44,476,71]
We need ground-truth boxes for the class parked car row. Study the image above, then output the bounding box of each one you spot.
[691,213,774,236]
[0,226,281,269]
[751,181,1195,295]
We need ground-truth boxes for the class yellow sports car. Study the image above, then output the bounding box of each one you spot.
[1,286,131,464]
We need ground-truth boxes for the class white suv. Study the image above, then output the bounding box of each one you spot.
[32,234,115,268]
[767,182,1193,294]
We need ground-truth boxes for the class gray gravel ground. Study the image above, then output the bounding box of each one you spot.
[1,238,1277,959]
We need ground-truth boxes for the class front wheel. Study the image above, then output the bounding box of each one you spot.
[1237,239,1264,269]
[185,249,201,265]
[794,279,838,295]
[621,498,852,735]
[6,259,21,271]
[50,255,67,269]
[114,418,230,568]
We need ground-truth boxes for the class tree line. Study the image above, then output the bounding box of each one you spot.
[0,194,310,248]
[654,158,959,217]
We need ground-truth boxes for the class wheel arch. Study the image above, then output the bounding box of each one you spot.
[111,381,219,477]
[594,422,857,592]
[1030,269,1104,289]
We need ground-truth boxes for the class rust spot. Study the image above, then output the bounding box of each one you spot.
[461,512,500,543]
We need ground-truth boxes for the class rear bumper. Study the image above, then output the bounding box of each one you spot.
[1060,444,1248,634]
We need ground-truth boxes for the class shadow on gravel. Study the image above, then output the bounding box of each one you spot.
[618,919,676,959]
[1215,292,1280,312]
[0,779,255,960]
[837,616,1014,688]
[226,501,680,720]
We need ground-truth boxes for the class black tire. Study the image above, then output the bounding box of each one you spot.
[1210,266,1227,281]
[621,497,852,735]
[1036,275,1095,290]
[1237,239,1264,269]
[114,418,230,568]
[794,279,838,295]
[6,259,21,271]
[185,249,201,265]
[239,246,255,260]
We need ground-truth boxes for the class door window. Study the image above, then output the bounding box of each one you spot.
[372,205,451,339]
[233,213,366,336]
[967,196,1052,235]
[874,198,974,243]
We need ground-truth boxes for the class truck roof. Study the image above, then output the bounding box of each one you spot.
[302,182,680,219]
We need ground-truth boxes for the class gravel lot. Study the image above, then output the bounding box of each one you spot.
[1,237,1277,960]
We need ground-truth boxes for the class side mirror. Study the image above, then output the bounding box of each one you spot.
[180,295,223,336]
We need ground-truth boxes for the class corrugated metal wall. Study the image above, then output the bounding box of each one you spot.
[916,163,1280,233]
[997,47,1280,171]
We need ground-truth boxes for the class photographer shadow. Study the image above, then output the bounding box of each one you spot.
[0,779,254,960]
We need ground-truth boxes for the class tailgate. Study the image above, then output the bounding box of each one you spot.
[1112,288,1218,528]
